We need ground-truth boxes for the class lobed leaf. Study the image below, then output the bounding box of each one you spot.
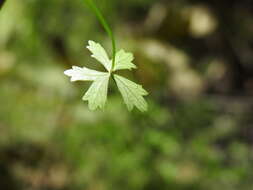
[64,66,108,82]
[64,41,149,112]
[87,40,112,72]
[82,73,110,110]
[114,74,148,112]
[113,49,136,71]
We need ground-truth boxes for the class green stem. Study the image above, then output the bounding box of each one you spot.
[84,0,116,70]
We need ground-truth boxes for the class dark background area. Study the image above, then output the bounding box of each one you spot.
[0,0,253,189]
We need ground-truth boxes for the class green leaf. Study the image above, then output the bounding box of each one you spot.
[114,74,148,112]
[82,73,110,110]
[113,49,137,71]
[64,66,108,82]
[64,41,149,112]
[87,40,112,72]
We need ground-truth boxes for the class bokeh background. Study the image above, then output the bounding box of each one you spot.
[1,0,253,189]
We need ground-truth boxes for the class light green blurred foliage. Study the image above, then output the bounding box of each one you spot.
[0,0,253,190]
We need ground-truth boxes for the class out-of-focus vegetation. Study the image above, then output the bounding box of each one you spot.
[1,0,253,189]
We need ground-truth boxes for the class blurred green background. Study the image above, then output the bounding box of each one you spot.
[1,0,253,189]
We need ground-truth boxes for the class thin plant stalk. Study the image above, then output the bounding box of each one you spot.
[84,0,116,71]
